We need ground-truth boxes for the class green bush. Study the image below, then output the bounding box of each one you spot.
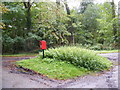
[89,44,103,50]
[39,46,112,71]
[13,36,25,53]
[2,35,14,53]
[89,44,115,50]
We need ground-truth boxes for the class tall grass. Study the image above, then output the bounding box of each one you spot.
[39,46,112,71]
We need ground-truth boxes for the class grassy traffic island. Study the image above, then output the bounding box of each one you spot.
[16,46,112,80]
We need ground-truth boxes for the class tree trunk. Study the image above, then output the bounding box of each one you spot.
[23,1,33,34]
[27,2,31,32]
[64,0,74,45]
[64,0,70,15]
[56,0,60,23]
[23,1,33,51]
[111,0,117,41]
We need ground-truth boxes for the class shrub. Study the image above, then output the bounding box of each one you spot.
[39,46,112,71]
[13,36,25,53]
[2,35,14,53]
[89,44,103,50]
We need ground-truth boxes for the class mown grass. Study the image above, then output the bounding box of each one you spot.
[16,57,89,79]
[16,46,112,80]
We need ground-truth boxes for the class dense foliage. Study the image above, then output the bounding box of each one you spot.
[2,0,119,53]
[42,46,112,71]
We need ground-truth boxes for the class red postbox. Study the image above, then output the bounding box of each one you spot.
[40,40,47,50]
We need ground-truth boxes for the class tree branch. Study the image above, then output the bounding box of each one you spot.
[23,2,27,8]
[64,0,70,15]
[30,2,34,7]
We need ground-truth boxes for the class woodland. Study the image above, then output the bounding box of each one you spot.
[1,0,119,53]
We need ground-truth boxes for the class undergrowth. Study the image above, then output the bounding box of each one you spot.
[41,46,112,71]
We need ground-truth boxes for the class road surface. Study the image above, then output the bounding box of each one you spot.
[1,53,119,88]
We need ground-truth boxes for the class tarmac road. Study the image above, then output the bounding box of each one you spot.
[1,53,119,88]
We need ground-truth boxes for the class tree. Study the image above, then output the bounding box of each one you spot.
[2,2,26,38]
[64,0,75,45]
[0,3,9,29]
[31,2,70,47]
[78,0,94,14]
[79,4,100,45]
[96,2,118,48]
[2,1,119,53]
[111,0,117,41]
[2,2,27,53]
[23,0,34,34]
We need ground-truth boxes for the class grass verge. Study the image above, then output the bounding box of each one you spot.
[1,53,38,57]
[16,57,89,80]
[16,46,112,80]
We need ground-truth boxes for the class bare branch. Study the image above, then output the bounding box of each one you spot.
[23,2,27,8]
